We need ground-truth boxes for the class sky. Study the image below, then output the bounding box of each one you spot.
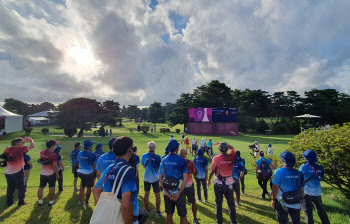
[1,0,350,106]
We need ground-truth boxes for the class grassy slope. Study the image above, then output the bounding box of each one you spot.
[0,125,349,224]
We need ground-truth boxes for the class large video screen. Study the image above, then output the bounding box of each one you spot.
[188,108,238,123]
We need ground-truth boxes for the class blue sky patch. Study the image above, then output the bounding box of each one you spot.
[160,33,170,43]
[169,11,189,35]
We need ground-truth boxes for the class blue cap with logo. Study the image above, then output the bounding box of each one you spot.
[302,149,318,163]
[166,139,179,152]
[280,150,296,168]
[108,137,117,150]
[84,139,94,150]
[96,143,103,150]
[196,148,204,156]
[268,144,272,147]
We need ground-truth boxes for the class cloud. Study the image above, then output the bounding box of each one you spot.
[1,0,350,106]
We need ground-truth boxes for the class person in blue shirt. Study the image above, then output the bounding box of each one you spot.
[93,143,104,183]
[77,139,97,206]
[93,136,139,224]
[207,138,214,157]
[141,141,162,216]
[235,151,246,195]
[70,142,81,192]
[161,147,169,160]
[232,153,244,206]
[193,148,209,203]
[54,145,64,191]
[95,137,117,180]
[299,150,330,224]
[132,146,140,194]
[159,140,189,224]
[256,151,274,199]
[23,152,33,192]
[271,151,305,224]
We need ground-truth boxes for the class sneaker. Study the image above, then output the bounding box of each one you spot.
[204,200,208,203]
[155,211,162,217]
[77,201,83,206]
[241,192,244,195]
[59,189,63,192]
[235,202,240,206]
[193,218,199,223]
[83,202,89,206]
[48,202,55,206]
[260,197,265,199]
[198,199,202,203]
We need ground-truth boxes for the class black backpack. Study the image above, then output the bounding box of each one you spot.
[259,158,272,178]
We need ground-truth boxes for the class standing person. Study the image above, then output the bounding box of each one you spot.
[162,148,169,160]
[93,136,140,224]
[207,142,237,224]
[231,155,244,206]
[169,135,174,141]
[235,151,246,195]
[77,139,97,206]
[193,149,209,203]
[266,144,273,156]
[54,145,64,191]
[181,133,185,144]
[254,141,260,158]
[271,151,305,224]
[95,137,117,180]
[200,138,206,151]
[23,152,33,192]
[70,142,81,192]
[207,138,214,157]
[159,140,189,224]
[141,141,162,216]
[184,136,190,154]
[37,139,59,206]
[93,143,104,183]
[300,150,330,224]
[105,129,108,136]
[191,137,197,156]
[151,125,154,133]
[179,148,199,223]
[132,146,140,194]
[4,137,35,206]
[256,151,273,199]
[110,128,112,136]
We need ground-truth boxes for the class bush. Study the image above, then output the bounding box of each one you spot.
[286,123,350,198]
[175,129,181,134]
[239,116,258,133]
[41,128,49,135]
[64,128,77,137]
[257,119,269,133]
[140,125,150,134]
[128,128,134,133]
[23,127,33,135]
[98,127,106,137]
[93,131,97,136]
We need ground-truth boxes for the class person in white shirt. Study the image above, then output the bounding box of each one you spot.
[254,141,260,158]
[266,144,273,156]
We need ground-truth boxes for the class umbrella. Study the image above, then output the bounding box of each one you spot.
[295,114,321,118]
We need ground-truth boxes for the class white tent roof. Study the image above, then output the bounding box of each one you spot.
[0,106,22,117]
[295,114,321,118]
[28,117,50,121]
[28,110,58,117]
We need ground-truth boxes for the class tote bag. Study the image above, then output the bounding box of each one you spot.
[90,165,132,224]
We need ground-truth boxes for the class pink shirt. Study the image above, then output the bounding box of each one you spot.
[210,150,235,185]
[185,158,195,187]
[4,146,28,174]
[40,149,57,176]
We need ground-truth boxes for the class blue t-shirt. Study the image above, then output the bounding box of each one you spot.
[70,148,80,167]
[23,153,31,170]
[256,157,272,167]
[133,155,140,168]
[141,152,161,183]
[207,141,213,148]
[96,151,117,174]
[272,167,305,209]
[57,154,62,171]
[93,150,105,162]
[77,150,97,174]
[159,153,189,194]
[95,159,139,217]
[232,160,244,181]
[193,156,209,179]
[161,154,168,160]
[299,163,323,196]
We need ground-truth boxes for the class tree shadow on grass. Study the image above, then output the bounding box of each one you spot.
[324,198,350,217]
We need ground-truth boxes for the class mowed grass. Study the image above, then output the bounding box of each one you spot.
[0,125,349,224]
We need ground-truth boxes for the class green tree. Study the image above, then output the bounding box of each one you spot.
[167,93,194,127]
[148,102,165,123]
[141,108,148,122]
[3,98,29,115]
[102,100,120,118]
[193,80,234,107]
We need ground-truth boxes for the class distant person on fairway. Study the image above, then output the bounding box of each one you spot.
[256,151,274,199]
[141,141,162,216]
[3,137,35,206]
[271,151,305,224]
[208,142,237,224]
[37,139,59,206]
[266,144,273,156]
[193,148,209,203]
[54,145,64,191]
[70,142,81,192]
[254,141,260,158]
[93,136,139,223]
[95,137,117,180]
[77,139,97,206]
[184,136,190,154]
[299,150,330,224]
[93,143,104,183]
[192,137,197,155]
[180,148,199,223]
[207,138,214,157]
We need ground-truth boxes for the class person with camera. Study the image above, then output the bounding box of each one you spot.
[70,142,81,192]
[193,148,208,203]
[299,150,330,224]
[3,137,35,206]
[93,136,142,224]
[256,151,274,199]
[37,139,60,206]
[95,137,117,180]
[159,140,189,224]
[271,151,305,224]
[207,142,237,224]
[141,141,162,216]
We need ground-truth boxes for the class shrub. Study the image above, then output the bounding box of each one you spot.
[257,119,269,133]
[98,127,106,137]
[286,123,350,198]
[239,116,258,133]
[128,128,134,133]
[175,129,181,134]
[141,125,150,134]
[93,131,98,136]
[23,127,33,135]
[41,128,49,135]
[64,128,77,138]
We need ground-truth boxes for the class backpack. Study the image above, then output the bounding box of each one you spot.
[258,158,272,178]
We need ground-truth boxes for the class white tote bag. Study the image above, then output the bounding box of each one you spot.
[90,165,132,224]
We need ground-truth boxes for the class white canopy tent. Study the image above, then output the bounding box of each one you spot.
[0,106,23,134]
[295,114,321,119]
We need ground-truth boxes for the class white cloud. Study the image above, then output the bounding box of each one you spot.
[1,0,350,106]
